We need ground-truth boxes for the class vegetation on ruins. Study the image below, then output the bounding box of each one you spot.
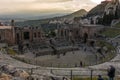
[101,28,120,38]
[115,22,120,28]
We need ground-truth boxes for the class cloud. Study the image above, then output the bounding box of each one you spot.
[90,0,105,4]
[0,0,97,14]
[35,0,72,3]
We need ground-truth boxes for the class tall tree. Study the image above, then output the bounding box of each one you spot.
[83,33,88,43]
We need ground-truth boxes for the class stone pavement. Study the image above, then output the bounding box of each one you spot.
[0,51,37,68]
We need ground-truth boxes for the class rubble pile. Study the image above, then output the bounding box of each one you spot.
[0,64,29,80]
[0,64,70,80]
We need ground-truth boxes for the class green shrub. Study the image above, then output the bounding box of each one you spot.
[7,48,17,55]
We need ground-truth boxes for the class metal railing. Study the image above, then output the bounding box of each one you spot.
[16,67,113,80]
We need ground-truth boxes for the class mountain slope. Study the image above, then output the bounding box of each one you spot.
[87,2,108,17]
[63,9,87,18]
[15,9,87,27]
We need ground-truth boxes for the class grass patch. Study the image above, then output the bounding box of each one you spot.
[73,76,120,80]
[101,28,120,38]
[73,77,108,80]
[96,40,115,50]
[7,48,17,55]
[115,22,120,28]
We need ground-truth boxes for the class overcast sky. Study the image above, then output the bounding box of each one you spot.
[0,0,105,15]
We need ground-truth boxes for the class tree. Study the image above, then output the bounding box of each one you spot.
[90,18,94,24]
[102,12,108,25]
[90,40,95,47]
[114,5,119,19]
[97,17,103,25]
[83,33,88,43]
[18,41,23,54]
[49,39,57,56]
[102,12,115,25]
[48,31,56,38]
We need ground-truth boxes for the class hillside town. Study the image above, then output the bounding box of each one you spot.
[0,0,120,80]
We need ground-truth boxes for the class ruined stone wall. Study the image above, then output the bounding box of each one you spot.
[15,27,44,44]
[57,25,100,42]
[4,29,15,45]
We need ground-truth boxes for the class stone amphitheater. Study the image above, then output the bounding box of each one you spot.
[0,36,119,80]
[0,45,120,80]
[0,39,119,79]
